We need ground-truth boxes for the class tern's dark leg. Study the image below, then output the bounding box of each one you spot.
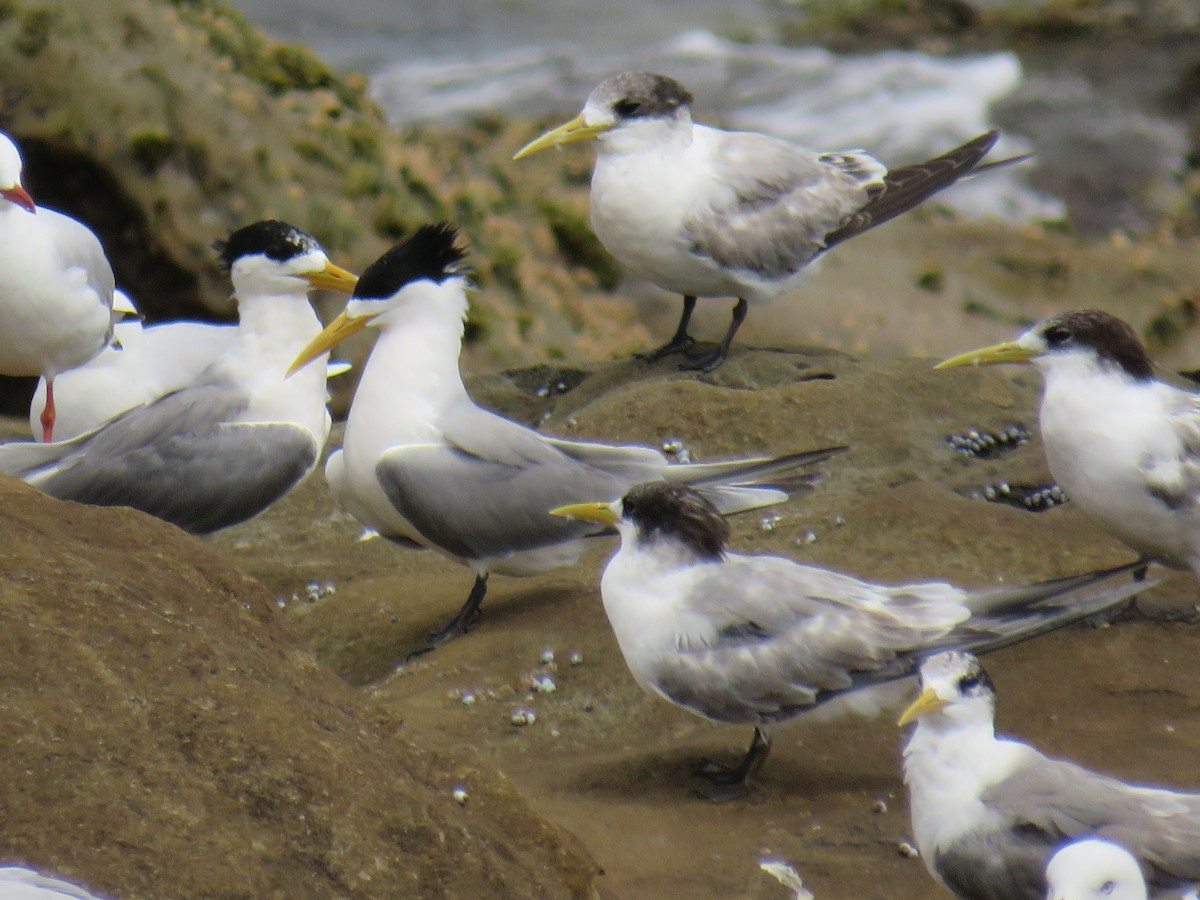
[693,727,771,803]
[680,298,748,373]
[412,574,488,657]
[637,296,697,362]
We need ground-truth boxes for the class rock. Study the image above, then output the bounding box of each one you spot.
[0,476,597,898]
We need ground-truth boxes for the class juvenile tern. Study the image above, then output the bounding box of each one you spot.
[937,310,1200,579]
[900,650,1200,899]
[0,220,357,534]
[0,131,116,440]
[1045,840,1149,900]
[514,71,1022,371]
[553,481,1149,801]
[288,223,845,653]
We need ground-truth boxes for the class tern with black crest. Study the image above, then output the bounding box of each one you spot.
[0,220,358,534]
[288,224,845,654]
[515,71,1023,371]
[553,481,1148,801]
[900,650,1200,899]
[938,310,1200,580]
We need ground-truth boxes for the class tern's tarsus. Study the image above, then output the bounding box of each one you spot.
[514,71,1024,372]
[900,651,1200,899]
[937,309,1200,584]
[0,220,358,534]
[0,130,116,441]
[554,481,1150,802]
[288,223,846,655]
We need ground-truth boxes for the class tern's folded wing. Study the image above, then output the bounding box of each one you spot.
[10,384,318,534]
[645,558,966,723]
[683,130,883,280]
[375,442,629,561]
[981,757,1200,886]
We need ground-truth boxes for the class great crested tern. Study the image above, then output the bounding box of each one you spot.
[0,866,107,900]
[0,220,357,534]
[514,71,1022,371]
[0,131,116,440]
[900,650,1200,899]
[937,309,1200,580]
[27,291,352,442]
[1045,840,1151,900]
[288,223,845,654]
[552,481,1149,801]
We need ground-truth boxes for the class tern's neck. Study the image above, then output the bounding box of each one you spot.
[903,712,1016,857]
[347,283,469,443]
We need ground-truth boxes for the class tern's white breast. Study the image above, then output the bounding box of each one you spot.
[1039,361,1200,566]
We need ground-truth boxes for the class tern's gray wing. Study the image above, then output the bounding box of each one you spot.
[684,131,882,280]
[1141,391,1200,512]
[375,442,630,561]
[19,384,318,534]
[980,755,1200,890]
[649,557,967,723]
[375,401,637,560]
[932,829,1050,900]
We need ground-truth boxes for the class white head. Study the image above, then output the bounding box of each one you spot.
[513,71,695,160]
[214,219,357,301]
[898,650,998,733]
[0,131,36,213]
[286,223,469,375]
[1044,839,1147,900]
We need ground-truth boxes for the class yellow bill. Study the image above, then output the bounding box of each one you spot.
[897,687,946,726]
[302,260,359,294]
[550,501,619,527]
[287,309,375,376]
[935,340,1039,370]
[513,113,615,160]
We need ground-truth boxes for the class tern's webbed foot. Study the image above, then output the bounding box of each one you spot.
[678,344,728,373]
[635,333,696,363]
[693,780,754,804]
[692,758,745,784]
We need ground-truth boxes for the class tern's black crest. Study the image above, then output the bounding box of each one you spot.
[214,220,319,271]
[1040,309,1154,381]
[595,72,694,121]
[354,223,468,301]
[620,481,728,560]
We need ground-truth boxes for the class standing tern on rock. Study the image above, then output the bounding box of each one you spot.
[28,291,353,442]
[514,71,1024,371]
[0,220,357,534]
[1045,840,1152,900]
[0,131,116,440]
[553,481,1150,801]
[288,223,845,654]
[937,310,1200,580]
[900,650,1200,899]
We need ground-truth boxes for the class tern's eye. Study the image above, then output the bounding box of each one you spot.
[1100,881,1115,895]
[613,99,644,118]
[957,672,982,692]
[1043,325,1072,347]
[621,497,638,516]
